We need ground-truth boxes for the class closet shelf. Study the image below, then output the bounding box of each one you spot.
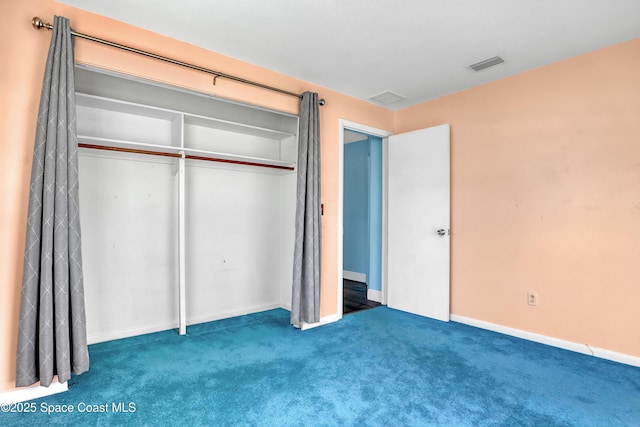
[76,93,180,122]
[75,68,299,173]
[77,92,295,140]
[182,147,295,169]
[184,114,295,140]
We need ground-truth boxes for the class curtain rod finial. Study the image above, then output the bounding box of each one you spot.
[32,17,52,30]
[32,17,44,29]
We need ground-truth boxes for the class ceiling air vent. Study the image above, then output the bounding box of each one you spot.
[468,55,505,72]
[369,90,406,105]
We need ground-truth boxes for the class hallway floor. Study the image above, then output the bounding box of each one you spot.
[343,279,381,314]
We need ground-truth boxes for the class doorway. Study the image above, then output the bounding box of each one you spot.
[338,121,451,321]
[339,121,393,316]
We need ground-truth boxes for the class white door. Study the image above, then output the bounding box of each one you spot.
[387,124,450,321]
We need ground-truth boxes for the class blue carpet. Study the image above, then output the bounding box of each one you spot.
[2,307,639,426]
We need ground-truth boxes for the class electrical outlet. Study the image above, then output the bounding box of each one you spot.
[527,291,538,306]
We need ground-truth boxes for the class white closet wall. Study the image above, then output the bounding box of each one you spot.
[79,152,179,341]
[184,163,286,324]
[75,66,298,343]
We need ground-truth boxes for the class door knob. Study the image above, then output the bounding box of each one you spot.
[437,229,447,236]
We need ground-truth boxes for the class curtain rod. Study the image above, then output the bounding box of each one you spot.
[31,17,325,105]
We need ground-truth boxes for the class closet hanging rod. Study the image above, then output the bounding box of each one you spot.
[78,143,295,171]
[31,16,325,105]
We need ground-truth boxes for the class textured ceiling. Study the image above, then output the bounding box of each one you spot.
[58,0,640,110]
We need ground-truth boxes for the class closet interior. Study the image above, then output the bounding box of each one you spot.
[74,66,299,344]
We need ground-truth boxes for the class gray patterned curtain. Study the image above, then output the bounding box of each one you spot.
[16,16,89,388]
[291,92,321,327]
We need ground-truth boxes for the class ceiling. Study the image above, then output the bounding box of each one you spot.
[58,0,640,110]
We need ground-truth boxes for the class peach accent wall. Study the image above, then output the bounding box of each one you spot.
[0,0,394,392]
[396,38,640,357]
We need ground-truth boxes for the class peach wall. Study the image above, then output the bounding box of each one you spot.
[0,0,394,392]
[397,38,640,357]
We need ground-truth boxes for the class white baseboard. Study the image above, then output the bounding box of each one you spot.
[589,346,640,367]
[0,381,68,404]
[343,270,366,283]
[88,303,284,344]
[88,321,178,344]
[300,312,342,331]
[280,301,292,311]
[450,314,640,367]
[186,303,283,328]
[367,289,383,303]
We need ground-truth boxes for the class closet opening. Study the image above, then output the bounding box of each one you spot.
[75,65,299,343]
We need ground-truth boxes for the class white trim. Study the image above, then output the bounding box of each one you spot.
[338,125,345,317]
[280,301,292,311]
[338,120,393,319]
[590,346,640,367]
[186,303,283,328]
[381,137,389,306]
[0,381,68,404]
[340,120,394,139]
[367,289,383,303]
[343,270,366,283]
[300,312,342,331]
[88,322,178,344]
[450,314,640,367]
[88,303,283,344]
[178,152,186,335]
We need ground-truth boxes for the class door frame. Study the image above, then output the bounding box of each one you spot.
[338,120,393,317]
